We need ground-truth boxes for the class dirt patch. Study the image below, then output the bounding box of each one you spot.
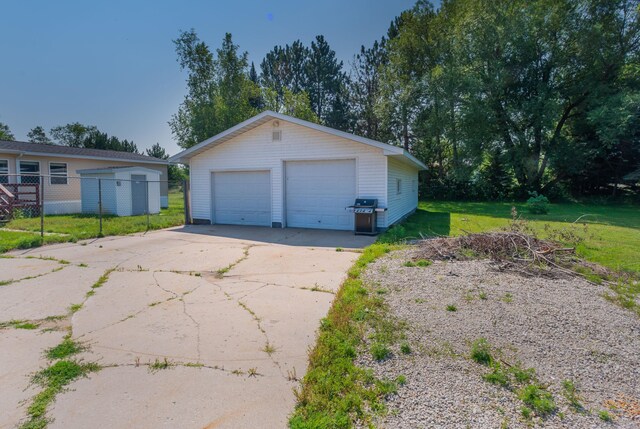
[358,248,640,428]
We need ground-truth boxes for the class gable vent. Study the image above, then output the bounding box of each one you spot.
[272,130,282,142]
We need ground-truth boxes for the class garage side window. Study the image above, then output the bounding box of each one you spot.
[50,162,68,185]
[0,160,8,184]
[19,161,40,184]
[396,178,402,195]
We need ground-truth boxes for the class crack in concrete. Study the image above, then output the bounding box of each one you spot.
[200,246,288,380]
[220,278,336,296]
[180,289,202,362]
[98,361,266,378]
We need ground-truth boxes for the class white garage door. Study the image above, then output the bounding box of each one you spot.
[285,159,356,230]
[212,171,271,226]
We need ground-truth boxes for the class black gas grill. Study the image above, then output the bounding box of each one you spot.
[349,198,378,235]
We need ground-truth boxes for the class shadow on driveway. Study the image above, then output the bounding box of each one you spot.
[170,224,377,249]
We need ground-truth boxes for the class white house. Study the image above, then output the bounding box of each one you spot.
[77,166,162,216]
[169,111,426,231]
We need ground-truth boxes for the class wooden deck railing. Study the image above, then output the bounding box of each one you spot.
[0,182,40,221]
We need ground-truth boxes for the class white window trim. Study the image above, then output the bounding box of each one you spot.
[17,160,40,184]
[0,159,8,171]
[396,178,402,195]
[0,159,8,184]
[49,161,68,185]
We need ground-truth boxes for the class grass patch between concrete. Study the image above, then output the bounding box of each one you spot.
[289,243,402,428]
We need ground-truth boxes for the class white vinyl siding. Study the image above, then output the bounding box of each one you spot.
[189,120,388,228]
[387,157,419,226]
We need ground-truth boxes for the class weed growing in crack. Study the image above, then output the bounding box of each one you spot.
[183,362,204,368]
[19,360,100,429]
[68,304,83,314]
[149,358,174,372]
[247,367,259,377]
[446,304,457,312]
[231,369,245,376]
[2,320,39,330]
[91,268,115,289]
[263,342,276,355]
[287,367,298,381]
[46,336,84,360]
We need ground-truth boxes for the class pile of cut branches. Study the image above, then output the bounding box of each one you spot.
[415,232,594,280]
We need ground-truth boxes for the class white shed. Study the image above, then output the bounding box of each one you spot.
[169,111,427,231]
[77,166,162,216]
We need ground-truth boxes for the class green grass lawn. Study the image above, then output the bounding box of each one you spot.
[0,191,185,253]
[381,201,640,274]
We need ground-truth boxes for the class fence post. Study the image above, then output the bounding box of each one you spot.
[145,179,150,230]
[183,179,191,225]
[98,178,103,236]
[40,175,44,239]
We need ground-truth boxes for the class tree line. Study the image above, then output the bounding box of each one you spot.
[172,0,640,200]
[0,122,140,153]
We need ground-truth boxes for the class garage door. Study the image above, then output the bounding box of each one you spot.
[212,171,271,226]
[285,159,356,230]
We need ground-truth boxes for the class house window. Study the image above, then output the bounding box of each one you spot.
[49,162,68,185]
[0,160,7,184]
[19,161,40,184]
[396,178,402,195]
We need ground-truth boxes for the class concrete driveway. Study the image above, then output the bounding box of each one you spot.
[0,225,374,429]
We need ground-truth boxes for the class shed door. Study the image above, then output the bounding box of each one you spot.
[131,174,147,215]
[285,159,356,230]
[212,171,271,226]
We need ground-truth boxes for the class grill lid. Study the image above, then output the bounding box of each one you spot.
[352,198,378,208]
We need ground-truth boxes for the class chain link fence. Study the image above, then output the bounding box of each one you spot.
[0,174,186,240]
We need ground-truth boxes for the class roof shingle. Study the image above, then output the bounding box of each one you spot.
[0,140,167,164]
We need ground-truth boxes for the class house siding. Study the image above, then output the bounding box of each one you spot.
[189,120,389,228]
[0,153,168,206]
[386,157,419,226]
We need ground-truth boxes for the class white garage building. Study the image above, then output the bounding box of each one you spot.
[169,111,426,231]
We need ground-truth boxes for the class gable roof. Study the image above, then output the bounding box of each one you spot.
[77,166,163,175]
[0,140,168,165]
[168,111,427,170]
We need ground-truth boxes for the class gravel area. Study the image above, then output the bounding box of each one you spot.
[357,248,640,428]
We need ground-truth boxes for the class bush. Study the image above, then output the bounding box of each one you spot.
[526,192,550,214]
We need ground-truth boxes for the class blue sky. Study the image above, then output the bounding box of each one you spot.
[0,0,416,155]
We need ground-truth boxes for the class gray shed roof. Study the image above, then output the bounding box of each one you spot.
[0,140,168,165]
